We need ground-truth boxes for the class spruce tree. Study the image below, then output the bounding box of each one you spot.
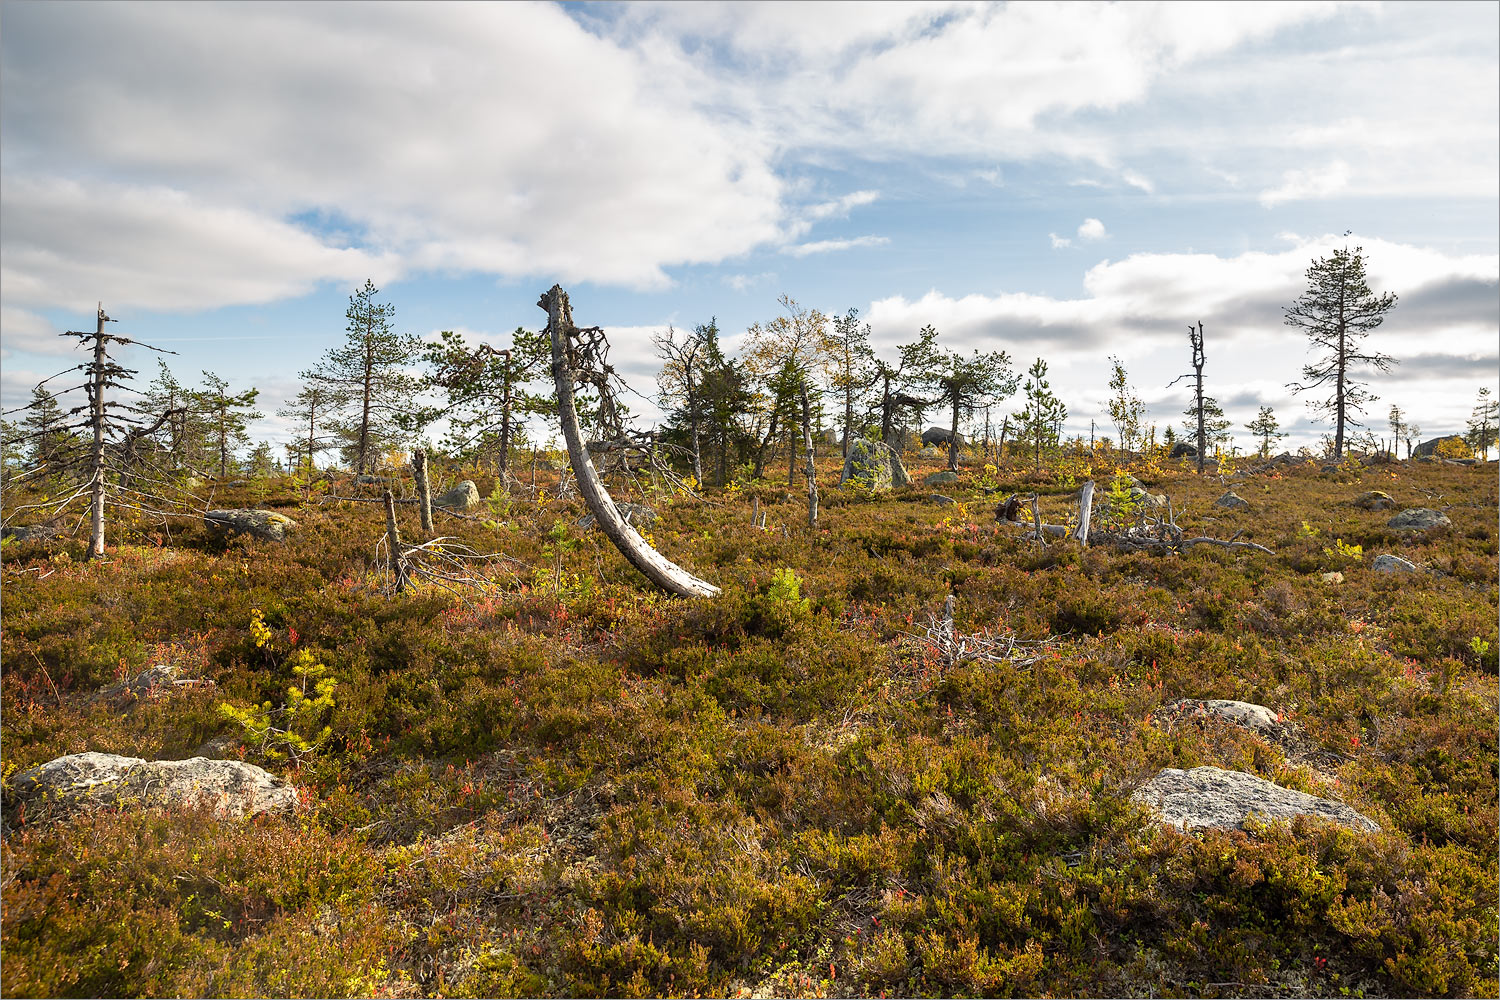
[192,372,262,479]
[1245,405,1287,458]
[1016,358,1068,474]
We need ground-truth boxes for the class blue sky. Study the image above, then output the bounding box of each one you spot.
[2,1,1496,456]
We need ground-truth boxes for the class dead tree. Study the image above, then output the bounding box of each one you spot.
[540,285,720,598]
[1168,322,1208,474]
[412,448,434,534]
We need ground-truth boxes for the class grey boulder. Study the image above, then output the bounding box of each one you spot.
[1372,553,1419,573]
[928,493,957,506]
[1133,766,1378,833]
[840,437,911,491]
[10,751,299,822]
[1164,699,1280,733]
[1352,490,1396,511]
[434,480,482,511]
[921,426,967,448]
[1213,491,1250,510]
[1388,508,1451,530]
[924,471,960,486]
[204,509,297,542]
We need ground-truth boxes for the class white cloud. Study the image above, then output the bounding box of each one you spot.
[781,236,890,258]
[803,190,881,222]
[725,272,776,293]
[1077,218,1109,242]
[0,2,788,310]
[1049,233,1073,249]
[0,306,67,358]
[1122,170,1155,194]
[1259,161,1351,207]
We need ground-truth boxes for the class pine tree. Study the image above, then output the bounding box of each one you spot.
[873,325,942,449]
[1016,358,1068,474]
[1246,405,1287,458]
[1285,243,1399,458]
[1465,386,1498,460]
[825,308,876,459]
[277,384,340,475]
[192,372,262,479]
[305,279,421,473]
[932,340,1019,471]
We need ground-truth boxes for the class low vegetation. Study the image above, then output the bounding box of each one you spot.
[2,450,1495,998]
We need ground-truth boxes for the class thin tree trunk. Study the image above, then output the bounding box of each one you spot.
[948,397,961,471]
[412,448,433,534]
[88,307,107,559]
[359,335,374,473]
[801,386,818,527]
[383,489,408,593]
[542,285,719,598]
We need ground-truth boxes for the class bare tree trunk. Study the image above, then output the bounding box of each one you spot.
[499,348,513,483]
[1191,322,1206,474]
[412,448,433,534]
[800,386,818,527]
[1072,479,1094,547]
[383,489,409,593]
[542,285,719,598]
[948,397,961,471]
[88,307,107,559]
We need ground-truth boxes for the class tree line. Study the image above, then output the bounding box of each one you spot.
[5,245,1497,503]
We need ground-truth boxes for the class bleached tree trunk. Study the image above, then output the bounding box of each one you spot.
[800,386,818,527]
[1072,479,1094,547]
[542,285,720,598]
[88,309,107,559]
[383,489,408,593]
[412,448,433,534]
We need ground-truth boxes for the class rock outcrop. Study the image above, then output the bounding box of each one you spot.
[921,426,967,448]
[1133,766,1379,833]
[9,752,299,822]
[204,509,297,542]
[1162,699,1279,733]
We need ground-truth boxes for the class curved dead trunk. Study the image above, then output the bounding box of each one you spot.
[541,285,720,599]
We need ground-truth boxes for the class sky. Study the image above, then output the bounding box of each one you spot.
[2,0,1497,459]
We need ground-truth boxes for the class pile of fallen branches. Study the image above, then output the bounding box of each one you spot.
[375,532,523,602]
[998,482,1274,555]
[902,595,1063,671]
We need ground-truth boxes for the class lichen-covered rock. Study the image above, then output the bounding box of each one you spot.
[1388,508,1451,530]
[95,663,213,703]
[576,501,658,530]
[1372,553,1419,573]
[1353,490,1396,510]
[1133,766,1378,833]
[840,438,910,491]
[1163,699,1280,733]
[928,494,957,506]
[9,752,298,822]
[1213,491,1249,510]
[1,523,62,543]
[434,480,481,511]
[204,509,297,542]
[924,471,960,487]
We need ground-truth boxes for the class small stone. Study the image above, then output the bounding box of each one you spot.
[929,494,957,506]
[923,471,960,486]
[1371,553,1418,573]
[1352,490,1396,511]
[1321,571,1344,584]
[1387,508,1451,530]
[95,664,212,703]
[1213,491,1249,510]
[1133,766,1379,833]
